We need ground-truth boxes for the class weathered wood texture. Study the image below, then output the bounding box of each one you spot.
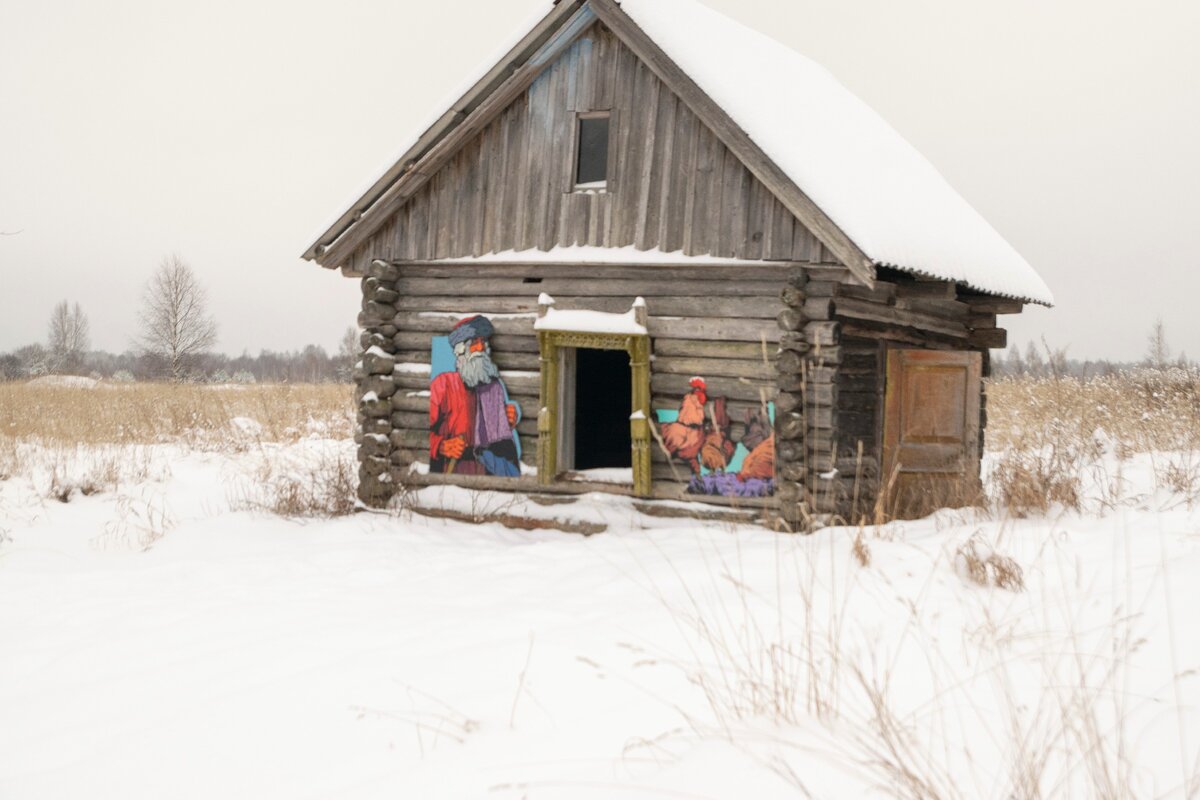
[881,349,983,519]
[385,262,785,504]
[336,25,837,274]
[826,273,1004,521]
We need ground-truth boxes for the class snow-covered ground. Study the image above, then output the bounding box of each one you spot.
[1,440,1198,798]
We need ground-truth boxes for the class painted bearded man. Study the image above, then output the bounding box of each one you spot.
[429,315,521,477]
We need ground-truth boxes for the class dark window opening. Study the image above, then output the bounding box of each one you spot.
[575,115,610,188]
[522,277,543,284]
[573,348,631,470]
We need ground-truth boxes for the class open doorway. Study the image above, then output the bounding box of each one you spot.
[571,348,632,470]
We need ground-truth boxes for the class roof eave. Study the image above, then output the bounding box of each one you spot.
[302,0,587,266]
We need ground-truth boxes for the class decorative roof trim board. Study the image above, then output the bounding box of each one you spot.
[302,0,587,263]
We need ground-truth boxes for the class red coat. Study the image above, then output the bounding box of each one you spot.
[429,371,475,464]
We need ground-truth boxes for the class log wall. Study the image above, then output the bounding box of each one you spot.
[336,24,837,274]
[354,260,790,507]
[820,272,1015,521]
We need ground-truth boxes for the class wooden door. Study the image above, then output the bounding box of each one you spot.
[882,349,983,518]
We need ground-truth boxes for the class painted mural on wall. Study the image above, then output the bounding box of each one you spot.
[656,377,775,497]
[429,315,522,477]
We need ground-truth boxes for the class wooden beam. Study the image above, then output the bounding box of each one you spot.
[959,296,1024,315]
[968,328,1007,349]
[307,1,590,265]
[587,0,876,287]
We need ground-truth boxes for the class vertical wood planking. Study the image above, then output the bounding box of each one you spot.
[356,25,836,268]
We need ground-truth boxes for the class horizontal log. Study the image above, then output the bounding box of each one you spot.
[395,371,540,394]
[839,322,963,348]
[803,296,834,320]
[394,263,795,281]
[892,278,957,300]
[805,281,839,298]
[837,282,896,304]
[398,471,779,509]
[394,294,781,319]
[389,434,538,467]
[392,349,542,371]
[805,321,839,346]
[653,339,774,360]
[394,277,785,297]
[895,297,970,318]
[837,375,879,393]
[835,298,968,339]
[652,373,775,402]
[778,332,811,353]
[393,414,541,439]
[801,266,852,283]
[959,296,1024,315]
[967,313,998,330]
[968,328,1008,349]
[653,356,775,380]
[392,312,781,343]
[652,397,771,421]
[392,332,538,353]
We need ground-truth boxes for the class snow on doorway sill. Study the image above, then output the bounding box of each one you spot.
[565,468,634,485]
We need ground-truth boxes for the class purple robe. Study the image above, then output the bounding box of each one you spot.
[473,379,513,447]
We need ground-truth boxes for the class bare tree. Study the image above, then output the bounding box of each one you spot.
[47,301,90,374]
[1146,317,1171,370]
[336,326,359,382]
[136,255,218,381]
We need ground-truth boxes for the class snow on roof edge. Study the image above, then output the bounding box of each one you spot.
[306,2,559,259]
[313,0,1053,307]
[877,261,1053,307]
[619,0,1054,306]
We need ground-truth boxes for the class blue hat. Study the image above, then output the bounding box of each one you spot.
[448,315,495,346]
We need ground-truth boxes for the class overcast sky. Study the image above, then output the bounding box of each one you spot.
[2,0,1197,361]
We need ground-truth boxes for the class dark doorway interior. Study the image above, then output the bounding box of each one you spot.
[574,348,632,470]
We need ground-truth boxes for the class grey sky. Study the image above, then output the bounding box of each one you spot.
[2,0,1197,361]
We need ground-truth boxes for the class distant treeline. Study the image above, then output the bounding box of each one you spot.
[991,331,1190,379]
[0,342,356,384]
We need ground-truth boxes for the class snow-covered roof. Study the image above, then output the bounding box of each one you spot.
[618,0,1052,305]
[307,0,1052,306]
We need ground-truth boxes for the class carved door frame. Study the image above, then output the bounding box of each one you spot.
[535,329,652,496]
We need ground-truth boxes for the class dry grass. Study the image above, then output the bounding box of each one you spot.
[986,368,1200,514]
[987,367,1200,455]
[0,381,356,511]
[954,533,1025,591]
[0,381,354,446]
[639,533,1189,799]
[230,445,358,518]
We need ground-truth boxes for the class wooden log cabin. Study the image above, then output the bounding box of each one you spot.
[302,0,1053,529]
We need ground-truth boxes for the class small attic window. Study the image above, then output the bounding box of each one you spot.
[574,113,610,190]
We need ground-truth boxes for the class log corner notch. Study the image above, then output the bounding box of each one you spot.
[773,268,812,530]
[356,260,403,507]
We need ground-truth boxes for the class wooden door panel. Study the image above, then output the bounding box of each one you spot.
[883,349,982,518]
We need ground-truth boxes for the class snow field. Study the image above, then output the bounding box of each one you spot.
[0,436,1198,798]
[2,374,1199,797]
